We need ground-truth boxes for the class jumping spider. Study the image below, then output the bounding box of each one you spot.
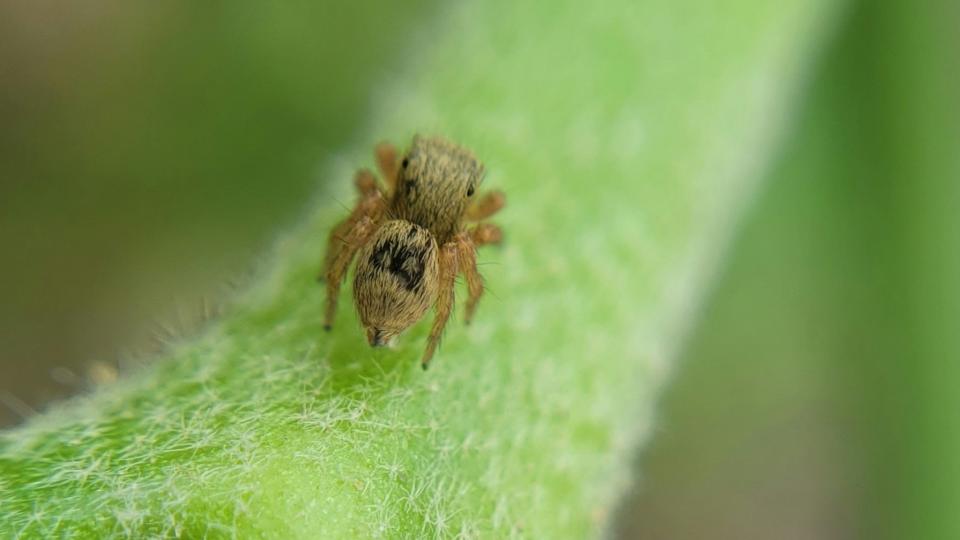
[320,135,505,369]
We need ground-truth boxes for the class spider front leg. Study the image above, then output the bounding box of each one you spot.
[455,234,485,325]
[422,241,459,370]
[375,142,399,194]
[456,222,504,324]
[324,215,378,330]
[466,190,506,221]
[421,225,503,368]
[469,222,503,246]
[318,168,383,281]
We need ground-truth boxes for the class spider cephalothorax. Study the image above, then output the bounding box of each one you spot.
[320,135,505,369]
[392,136,485,242]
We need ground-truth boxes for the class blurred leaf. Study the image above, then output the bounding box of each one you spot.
[620,1,960,538]
[0,0,839,537]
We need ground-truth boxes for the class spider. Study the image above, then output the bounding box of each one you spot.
[320,135,505,369]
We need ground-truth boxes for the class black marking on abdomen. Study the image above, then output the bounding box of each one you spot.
[368,235,427,292]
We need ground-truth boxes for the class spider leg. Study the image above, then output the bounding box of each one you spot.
[318,168,383,282]
[422,241,459,370]
[324,215,378,330]
[375,141,399,195]
[465,190,505,221]
[353,166,380,197]
[469,222,503,247]
[455,233,485,325]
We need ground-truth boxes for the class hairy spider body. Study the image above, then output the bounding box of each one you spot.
[391,137,484,242]
[354,220,438,347]
[320,135,505,369]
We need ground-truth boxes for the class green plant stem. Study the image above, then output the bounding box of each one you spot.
[1,0,838,537]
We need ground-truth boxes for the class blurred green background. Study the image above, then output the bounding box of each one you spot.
[1,0,956,538]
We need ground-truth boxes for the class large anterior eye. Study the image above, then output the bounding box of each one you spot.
[466,185,475,197]
[401,158,409,169]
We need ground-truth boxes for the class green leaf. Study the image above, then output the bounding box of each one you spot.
[0,0,840,537]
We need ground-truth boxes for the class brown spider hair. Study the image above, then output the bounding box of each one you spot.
[352,220,439,346]
[391,135,485,243]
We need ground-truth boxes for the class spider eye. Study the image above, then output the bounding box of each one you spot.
[466,185,475,197]
[401,158,409,169]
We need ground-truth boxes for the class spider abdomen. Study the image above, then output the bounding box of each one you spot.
[352,220,439,345]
